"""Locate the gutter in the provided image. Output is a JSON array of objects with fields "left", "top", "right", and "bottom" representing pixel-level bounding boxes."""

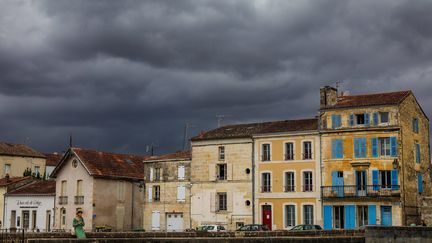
[
  {"left": 318, "top": 112, "right": 324, "bottom": 225},
  {"left": 252, "top": 138, "right": 256, "bottom": 224}
]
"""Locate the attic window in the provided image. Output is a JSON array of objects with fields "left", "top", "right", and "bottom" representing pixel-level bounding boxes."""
[{"left": 356, "top": 114, "right": 365, "bottom": 125}]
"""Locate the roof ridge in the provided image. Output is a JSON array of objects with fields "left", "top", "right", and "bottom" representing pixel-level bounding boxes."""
[
  {"left": 339, "top": 90, "right": 411, "bottom": 98},
  {"left": 72, "top": 147, "right": 147, "bottom": 158},
  {"left": 217, "top": 117, "right": 318, "bottom": 129}
]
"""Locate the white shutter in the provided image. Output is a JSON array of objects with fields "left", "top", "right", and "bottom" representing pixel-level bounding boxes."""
[
  {"left": 227, "top": 191, "right": 233, "bottom": 212},
  {"left": 148, "top": 187, "right": 153, "bottom": 202},
  {"left": 210, "top": 192, "right": 216, "bottom": 212},
  {"left": 150, "top": 168, "right": 154, "bottom": 181},
  {"left": 177, "top": 185, "right": 186, "bottom": 202},
  {"left": 227, "top": 163, "right": 233, "bottom": 181},
  {"left": 151, "top": 211, "right": 160, "bottom": 230},
  {"left": 209, "top": 164, "right": 216, "bottom": 181},
  {"left": 178, "top": 166, "right": 185, "bottom": 180}
]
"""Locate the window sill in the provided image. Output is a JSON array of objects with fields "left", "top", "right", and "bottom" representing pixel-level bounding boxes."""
[{"left": 215, "top": 210, "right": 229, "bottom": 214}]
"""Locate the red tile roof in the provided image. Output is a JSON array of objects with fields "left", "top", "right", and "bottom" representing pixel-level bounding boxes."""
[
  {"left": 0, "top": 176, "right": 32, "bottom": 187},
  {"left": 7, "top": 180, "right": 55, "bottom": 195},
  {"left": 144, "top": 150, "right": 191, "bottom": 161},
  {"left": 0, "top": 142, "right": 45, "bottom": 158},
  {"left": 44, "top": 153, "right": 63, "bottom": 166},
  {"left": 52, "top": 148, "right": 146, "bottom": 181},
  {"left": 192, "top": 118, "right": 318, "bottom": 141},
  {"left": 324, "top": 90, "right": 411, "bottom": 109}
]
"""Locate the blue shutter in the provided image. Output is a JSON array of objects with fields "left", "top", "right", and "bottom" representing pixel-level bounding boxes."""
[
  {"left": 332, "top": 115, "right": 336, "bottom": 129},
  {"left": 324, "top": 206, "right": 333, "bottom": 230},
  {"left": 365, "top": 113, "right": 370, "bottom": 126},
  {"left": 372, "top": 170, "right": 379, "bottom": 190},
  {"left": 349, "top": 114, "right": 354, "bottom": 126},
  {"left": 344, "top": 205, "right": 355, "bottom": 229},
  {"left": 416, "top": 144, "right": 421, "bottom": 163},
  {"left": 338, "top": 140, "right": 343, "bottom": 159},
  {"left": 368, "top": 205, "right": 377, "bottom": 225},
  {"left": 373, "top": 113, "right": 379, "bottom": 126},
  {"left": 372, "top": 138, "right": 378, "bottom": 158},
  {"left": 336, "top": 115, "right": 341, "bottom": 128},
  {"left": 418, "top": 174, "right": 423, "bottom": 193},
  {"left": 354, "top": 138, "right": 359, "bottom": 158},
  {"left": 391, "top": 170, "right": 399, "bottom": 190},
  {"left": 332, "top": 171, "right": 338, "bottom": 188},
  {"left": 361, "top": 138, "right": 367, "bottom": 158},
  {"left": 390, "top": 137, "right": 397, "bottom": 157},
  {"left": 332, "top": 140, "right": 337, "bottom": 158}
]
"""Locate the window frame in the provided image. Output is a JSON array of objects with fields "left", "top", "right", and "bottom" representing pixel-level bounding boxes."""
[
  {"left": 261, "top": 172, "right": 272, "bottom": 192},
  {"left": 302, "top": 171, "right": 313, "bottom": 192},
  {"left": 218, "top": 146, "right": 225, "bottom": 160},
  {"left": 217, "top": 163, "right": 227, "bottom": 180},
  {"left": 153, "top": 185, "right": 161, "bottom": 202},
  {"left": 379, "top": 112, "right": 389, "bottom": 124},
  {"left": 284, "top": 204, "right": 296, "bottom": 228},
  {"left": 302, "top": 205, "right": 314, "bottom": 225},
  {"left": 262, "top": 143, "right": 271, "bottom": 161},
  {"left": 302, "top": 141, "right": 313, "bottom": 160},
  {"left": 379, "top": 137, "right": 391, "bottom": 157},
  {"left": 217, "top": 192, "right": 227, "bottom": 211},
  {"left": 284, "top": 142, "right": 295, "bottom": 160},
  {"left": 284, "top": 171, "right": 295, "bottom": 192}
]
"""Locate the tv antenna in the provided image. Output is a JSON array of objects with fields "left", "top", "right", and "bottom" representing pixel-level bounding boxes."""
[
  {"left": 145, "top": 143, "right": 159, "bottom": 156},
  {"left": 183, "top": 123, "right": 197, "bottom": 151},
  {"left": 216, "top": 114, "right": 231, "bottom": 128}
]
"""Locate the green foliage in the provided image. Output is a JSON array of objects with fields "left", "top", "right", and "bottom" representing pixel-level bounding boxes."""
[{"left": 23, "top": 167, "right": 32, "bottom": 176}]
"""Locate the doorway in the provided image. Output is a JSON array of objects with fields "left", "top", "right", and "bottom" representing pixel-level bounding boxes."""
[{"left": 262, "top": 205, "right": 272, "bottom": 230}]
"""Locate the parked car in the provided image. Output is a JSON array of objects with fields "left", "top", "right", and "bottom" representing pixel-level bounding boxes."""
[
  {"left": 236, "top": 224, "right": 270, "bottom": 231},
  {"left": 290, "top": 224, "right": 322, "bottom": 231},
  {"left": 203, "top": 225, "right": 227, "bottom": 232}
]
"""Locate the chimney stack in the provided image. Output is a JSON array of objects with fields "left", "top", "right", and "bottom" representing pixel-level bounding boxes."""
[{"left": 320, "top": 86, "right": 338, "bottom": 109}]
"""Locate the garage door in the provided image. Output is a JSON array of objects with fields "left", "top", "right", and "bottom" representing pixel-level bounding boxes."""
[{"left": 166, "top": 213, "right": 183, "bottom": 232}]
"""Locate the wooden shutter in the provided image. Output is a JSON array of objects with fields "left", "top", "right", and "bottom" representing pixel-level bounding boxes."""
[
  {"left": 177, "top": 186, "right": 186, "bottom": 202},
  {"left": 178, "top": 166, "right": 185, "bottom": 180},
  {"left": 150, "top": 168, "right": 154, "bottom": 181},
  {"left": 368, "top": 205, "right": 376, "bottom": 225},
  {"left": 148, "top": 187, "right": 153, "bottom": 202},
  {"left": 209, "top": 164, "right": 216, "bottom": 181},
  {"left": 151, "top": 211, "right": 160, "bottom": 230},
  {"left": 349, "top": 114, "right": 354, "bottom": 126},
  {"left": 323, "top": 206, "right": 332, "bottom": 230},
  {"left": 210, "top": 192, "right": 216, "bottom": 212},
  {"left": 371, "top": 138, "right": 378, "bottom": 158},
  {"left": 227, "top": 191, "right": 233, "bottom": 212},
  {"left": 364, "top": 113, "right": 370, "bottom": 126},
  {"left": 391, "top": 170, "right": 399, "bottom": 190},
  {"left": 390, "top": 137, "right": 397, "bottom": 157},
  {"left": 372, "top": 170, "right": 379, "bottom": 190},
  {"left": 373, "top": 113, "right": 379, "bottom": 126}
]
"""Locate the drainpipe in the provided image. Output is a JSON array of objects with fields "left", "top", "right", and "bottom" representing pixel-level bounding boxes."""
[
  {"left": 318, "top": 112, "right": 324, "bottom": 225},
  {"left": 131, "top": 183, "right": 134, "bottom": 230},
  {"left": 252, "top": 139, "right": 256, "bottom": 224}
]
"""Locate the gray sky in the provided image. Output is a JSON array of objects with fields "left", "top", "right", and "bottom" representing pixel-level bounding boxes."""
[{"left": 1, "top": 0, "right": 432, "bottom": 155}]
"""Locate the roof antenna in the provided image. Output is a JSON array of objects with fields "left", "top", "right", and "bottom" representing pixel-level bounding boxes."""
[
  {"left": 335, "top": 81, "right": 342, "bottom": 96},
  {"left": 69, "top": 134, "right": 73, "bottom": 148},
  {"left": 183, "top": 123, "right": 196, "bottom": 151},
  {"left": 216, "top": 114, "right": 231, "bottom": 128},
  {"left": 146, "top": 143, "right": 159, "bottom": 156}
]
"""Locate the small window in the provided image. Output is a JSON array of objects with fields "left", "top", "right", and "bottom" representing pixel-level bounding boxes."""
[
  {"left": 303, "top": 171, "right": 313, "bottom": 192},
  {"left": 154, "top": 168, "right": 161, "bottom": 181},
  {"left": 356, "top": 114, "right": 365, "bottom": 125},
  {"left": 4, "top": 164, "right": 11, "bottom": 176},
  {"left": 285, "top": 143, "right": 294, "bottom": 160},
  {"left": 218, "top": 146, "right": 225, "bottom": 160},
  {"left": 217, "top": 164, "right": 227, "bottom": 180},
  {"left": 262, "top": 144, "right": 271, "bottom": 161},
  {"left": 380, "top": 171, "right": 391, "bottom": 189},
  {"left": 217, "top": 193, "right": 227, "bottom": 211},
  {"left": 153, "top": 185, "right": 160, "bottom": 201},
  {"left": 285, "top": 205, "right": 296, "bottom": 227},
  {"left": 379, "top": 138, "right": 391, "bottom": 157},
  {"left": 357, "top": 206, "right": 368, "bottom": 227},
  {"left": 413, "top": 118, "right": 419, "bottom": 133},
  {"left": 261, "top": 173, "right": 271, "bottom": 192},
  {"left": 303, "top": 141, "right": 312, "bottom": 160},
  {"left": 284, "top": 172, "right": 295, "bottom": 192},
  {"left": 303, "top": 205, "right": 314, "bottom": 225},
  {"left": 380, "top": 112, "right": 389, "bottom": 123}
]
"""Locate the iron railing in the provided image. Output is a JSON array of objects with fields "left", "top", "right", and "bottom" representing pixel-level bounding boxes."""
[
  {"left": 321, "top": 185, "right": 401, "bottom": 198},
  {"left": 74, "top": 196, "right": 84, "bottom": 205},
  {"left": 261, "top": 154, "right": 271, "bottom": 161},
  {"left": 284, "top": 185, "right": 295, "bottom": 192},
  {"left": 285, "top": 154, "right": 294, "bottom": 160},
  {"left": 58, "top": 196, "right": 68, "bottom": 205},
  {"left": 302, "top": 185, "right": 314, "bottom": 192},
  {"left": 261, "top": 185, "right": 272, "bottom": 193}
]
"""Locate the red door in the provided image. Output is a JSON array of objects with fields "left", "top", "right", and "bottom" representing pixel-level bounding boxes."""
[{"left": 262, "top": 205, "right": 272, "bottom": 230}]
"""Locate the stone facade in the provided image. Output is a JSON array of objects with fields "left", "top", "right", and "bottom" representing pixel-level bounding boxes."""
[
  {"left": 190, "top": 139, "right": 253, "bottom": 230},
  {"left": 143, "top": 155, "right": 191, "bottom": 232}
]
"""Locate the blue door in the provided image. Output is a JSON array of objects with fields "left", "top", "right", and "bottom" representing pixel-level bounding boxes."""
[
  {"left": 332, "top": 171, "right": 344, "bottom": 197},
  {"left": 381, "top": 206, "right": 392, "bottom": 226}
]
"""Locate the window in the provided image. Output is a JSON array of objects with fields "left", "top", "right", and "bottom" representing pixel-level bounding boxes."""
[
  {"left": 285, "top": 205, "right": 296, "bottom": 227},
  {"left": 415, "top": 143, "right": 421, "bottom": 163},
  {"left": 60, "top": 209, "right": 66, "bottom": 227},
  {"left": 380, "top": 112, "right": 389, "bottom": 123},
  {"left": 379, "top": 138, "right": 391, "bottom": 156},
  {"left": 178, "top": 165, "right": 185, "bottom": 180},
  {"left": 380, "top": 171, "right": 391, "bottom": 189},
  {"left": 10, "top": 210, "right": 16, "bottom": 227},
  {"left": 32, "top": 210, "right": 37, "bottom": 230},
  {"left": 154, "top": 168, "right": 161, "bottom": 181},
  {"left": 4, "top": 164, "right": 11, "bottom": 176},
  {"left": 217, "top": 193, "right": 227, "bottom": 211},
  {"left": 303, "top": 141, "right": 312, "bottom": 160},
  {"left": 332, "top": 114, "right": 342, "bottom": 128},
  {"left": 334, "top": 206, "right": 344, "bottom": 229},
  {"left": 22, "top": 211, "right": 30, "bottom": 229},
  {"left": 61, "top": 180, "right": 67, "bottom": 196},
  {"left": 34, "top": 166, "right": 40, "bottom": 176},
  {"left": 262, "top": 144, "right": 271, "bottom": 161},
  {"left": 418, "top": 173, "right": 423, "bottom": 193},
  {"left": 357, "top": 206, "right": 368, "bottom": 227},
  {"left": 76, "top": 180, "right": 83, "bottom": 196},
  {"left": 262, "top": 173, "right": 271, "bottom": 192},
  {"left": 218, "top": 146, "right": 225, "bottom": 160},
  {"left": 285, "top": 143, "right": 294, "bottom": 160},
  {"left": 356, "top": 114, "right": 365, "bottom": 125},
  {"left": 413, "top": 118, "right": 419, "bottom": 133},
  {"left": 303, "top": 205, "right": 314, "bottom": 225},
  {"left": 117, "top": 180, "right": 125, "bottom": 201},
  {"left": 217, "top": 164, "right": 227, "bottom": 180},
  {"left": 354, "top": 138, "right": 367, "bottom": 158},
  {"left": 303, "top": 171, "right": 313, "bottom": 192},
  {"left": 149, "top": 167, "right": 154, "bottom": 181},
  {"left": 331, "top": 139, "right": 343, "bottom": 159},
  {"left": 177, "top": 185, "right": 186, "bottom": 202},
  {"left": 285, "top": 172, "right": 295, "bottom": 192},
  {"left": 153, "top": 185, "right": 160, "bottom": 201}
]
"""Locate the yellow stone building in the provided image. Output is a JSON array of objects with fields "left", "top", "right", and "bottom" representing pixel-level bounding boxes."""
[
  {"left": 253, "top": 119, "right": 322, "bottom": 230},
  {"left": 319, "top": 87, "right": 431, "bottom": 229}
]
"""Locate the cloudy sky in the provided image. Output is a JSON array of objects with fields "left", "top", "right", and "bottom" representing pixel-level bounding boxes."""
[{"left": 1, "top": 0, "right": 432, "bottom": 155}]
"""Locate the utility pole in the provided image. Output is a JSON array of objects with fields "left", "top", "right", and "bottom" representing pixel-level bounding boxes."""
[{"left": 183, "top": 123, "right": 196, "bottom": 151}]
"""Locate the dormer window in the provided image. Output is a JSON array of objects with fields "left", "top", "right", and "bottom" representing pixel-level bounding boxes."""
[
  {"left": 356, "top": 114, "right": 365, "bottom": 125},
  {"left": 380, "top": 112, "right": 389, "bottom": 123}
]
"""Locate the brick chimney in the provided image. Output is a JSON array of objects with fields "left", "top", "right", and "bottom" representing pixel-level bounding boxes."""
[{"left": 320, "top": 86, "right": 338, "bottom": 109}]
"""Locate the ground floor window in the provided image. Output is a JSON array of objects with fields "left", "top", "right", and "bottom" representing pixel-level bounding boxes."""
[
  {"left": 334, "top": 206, "right": 344, "bottom": 229},
  {"left": 357, "top": 206, "right": 368, "bottom": 227},
  {"left": 61, "top": 208, "right": 66, "bottom": 228},
  {"left": 22, "top": 211, "right": 30, "bottom": 229},
  {"left": 285, "top": 205, "right": 296, "bottom": 227},
  {"left": 303, "top": 205, "right": 313, "bottom": 225}
]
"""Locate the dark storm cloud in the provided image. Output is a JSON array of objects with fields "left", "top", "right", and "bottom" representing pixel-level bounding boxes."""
[{"left": 0, "top": 0, "right": 432, "bottom": 154}]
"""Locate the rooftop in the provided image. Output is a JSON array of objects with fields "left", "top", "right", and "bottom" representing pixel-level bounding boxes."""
[
  {"left": 191, "top": 118, "right": 318, "bottom": 141},
  {"left": 0, "top": 176, "right": 32, "bottom": 187},
  {"left": 44, "top": 153, "right": 63, "bottom": 166},
  {"left": 144, "top": 150, "right": 191, "bottom": 162},
  {"left": 326, "top": 90, "right": 411, "bottom": 109},
  {"left": 0, "top": 142, "right": 45, "bottom": 158},
  {"left": 7, "top": 180, "right": 55, "bottom": 195}
]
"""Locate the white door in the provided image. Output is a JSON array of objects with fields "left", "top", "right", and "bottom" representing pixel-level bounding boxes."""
[
  {"left": 151, "top": 211, "right": 160, "bottom": 230},
  {"left": 166, "top": 213, "right": 183, "bottom": 232}
]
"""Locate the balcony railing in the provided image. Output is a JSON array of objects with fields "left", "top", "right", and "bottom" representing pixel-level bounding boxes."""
[
  {"left": 284, "top": 185, "right": 295, "bottom": 192},
  {"left": 322, "top": 185, "right": 401, "bottom": 199},
  {"left": 302, "top": 185, "right": 314, "bottom": 192},
  {"left": 302, "top": 153, "right": 313, "bottom": 160},
  {"left": 74, "top": 196, "right": 84, "bottom": 205},
  {"left": 261, "top": 154, "right": 271, "bottom": 161},
  {"left": 261, "top": 185, "right": 271, "bottom": 193},
  {"left": 285, "top": 154, "right": 294, "bottom": 160},
  {"left": 58, "top": 196, "right": 68, "bottom": 205}
]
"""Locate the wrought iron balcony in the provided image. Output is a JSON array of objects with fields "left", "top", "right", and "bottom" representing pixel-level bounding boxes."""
[
  {"left": 321, "top": 185, "right": 400, "bottom": 199},
  {"left": 261, "top": 154, "right": 271, "bottom": 161},
  {"left": 58, "top": 196, "right": 68, "bottom": 205},
  {"left": 74, "top": 196, "right": 84, "bottom": 205},
  {"left": 261, "top": 185, "right": 272, "bottom": 193},
  {"left": 285, "top": 153, "right": 294, "bottom": 160},
  {"left": 284, "top": 185, "right": 295, "bottom": 192},
  {"left": 302, "top": 153, "right": 313, "bottom": 160},
  {"left": 302, "top": 185, "right": 314, "bottom": 192}
]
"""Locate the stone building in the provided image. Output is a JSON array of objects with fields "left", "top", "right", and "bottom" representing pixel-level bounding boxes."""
[
  {"left": 319, "top": 86, "right": 431, "bottom": 228},
  {"left": 253, "top": 119, "right": 322, "bottom": 230},
  {"left": 142, "top": 151, "right": 191, "bottom": 232},
  {"left": 50, "top": 148, "right": 145, "bottom": 231}
]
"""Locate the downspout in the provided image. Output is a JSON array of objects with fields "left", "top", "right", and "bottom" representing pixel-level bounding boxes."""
[
  {"left": 318, "top": 112, "right": 323, "bottom": 225},
  {"left": 252, "top": 138, "right": 256, "bottom": 224},
  {"left": 400, "top": 114, "right": 406, "bottom": 225},
  {"left": 131, "top": 183, "right": 134, "bottom": 230}
]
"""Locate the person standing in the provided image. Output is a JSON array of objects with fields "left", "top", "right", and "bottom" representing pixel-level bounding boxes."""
[{"left": 73, "top": 209, "right": 86, "bottom": 239}]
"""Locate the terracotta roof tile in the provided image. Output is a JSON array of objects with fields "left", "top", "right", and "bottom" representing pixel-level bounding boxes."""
[
  {"left": 0, "top": 142, "right": 45, "bottom": 158},
  {"left": 0, "top": 176, "right": 32, "bottom": 187},
  {"left": 325, "top": 90, "right": 411, "bottom": 109},
  {"left": 7, "top": 180, "right": 55, "bottom": 195},
  {"left": 144, "top": 150, "right": 191, "bottom": 161},
  {"left": 192, "top": 118, "right": 318, "bottom": 141},
  {"left": 44, "top": 153, "right": 63, "bottom": 166},
  {"left": 72, "top": 148, "right": 146, "bottom": 180}
]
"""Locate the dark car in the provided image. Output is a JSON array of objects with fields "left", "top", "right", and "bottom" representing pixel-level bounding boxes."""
[
  {"left": 237, "top": 224, "right": 270, "bottom": 231},
  {"left": 290, "top": 224, "right": 322, "bottom": 231}
]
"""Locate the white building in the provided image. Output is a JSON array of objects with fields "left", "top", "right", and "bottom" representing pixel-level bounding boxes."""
[{"left": 4, "top": 180, "right": 55, "bottom": 231}]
